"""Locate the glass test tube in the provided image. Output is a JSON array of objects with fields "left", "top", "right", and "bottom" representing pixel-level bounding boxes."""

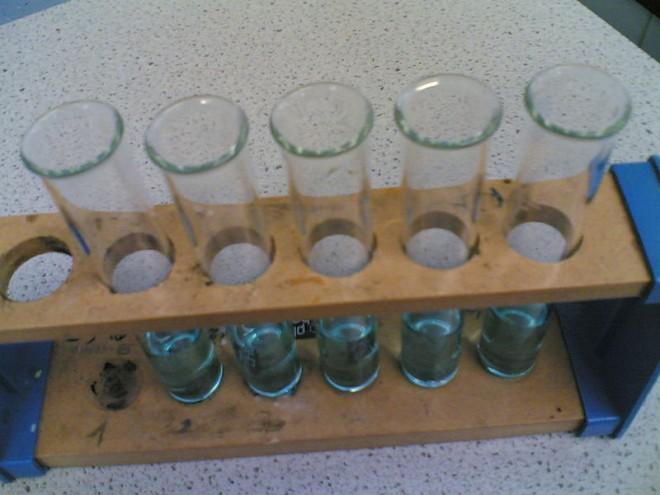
[
  {"left": 507, "top": 65, "right": 631, "bottom": 262},
  {"left": 21, "top": 101, "right": 173, "bottom": 293},
  {"left": 400, "top": 309, "right": 463, "bottom": 388},
  {"left": 146, "top": 95, "right": 271, "bottom": 285},
  {"left": 271, "top": 82, "right": 374, "bottom": 277},
  {"left": 229, "top": 321, "right": 302, "bottom": 398},
  {"left": 316, "top": 315, "right": 379, "bottom": 392},
  {"left": 395, "top": 75, "right": 502, "bottom": 269},
  {"left": 477, "top": 303, "right": 550, "bottom": 378},
  {"left": 139, "top": 329, "right": 223, "bottom": 403}
]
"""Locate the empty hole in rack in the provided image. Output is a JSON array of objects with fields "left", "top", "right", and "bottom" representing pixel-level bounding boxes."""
[{"left": 0, "top": 236, "right": 73, "bottom": 302}]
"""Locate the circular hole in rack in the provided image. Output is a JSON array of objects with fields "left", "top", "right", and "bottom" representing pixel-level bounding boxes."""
[
  {"left": 506, "top": 204, "right": 582, "bottom": 263},
  {"left": 404, "top": 211, "right": 476, "bottom": 270},
  {"left": 305, "top": 218, "right": 375, "bottom": 277},
  {"left": 204, "top": 227, "right": 274, "bottom": 285},
  {"left": 0, "top": 236, "right": 73, "bottom": 302},
  {"left": 104, "top": 233, "right": 175, "bottom": 294}
]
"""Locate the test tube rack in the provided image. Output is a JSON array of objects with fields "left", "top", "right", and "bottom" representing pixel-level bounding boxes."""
[{"left": 0, "top": 166, "right": 657, "bottom": 476}]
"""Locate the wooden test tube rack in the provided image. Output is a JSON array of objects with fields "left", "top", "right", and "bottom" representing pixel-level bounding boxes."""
[{"left": 0, "top": 174, "right": 651, "bottom": 467}]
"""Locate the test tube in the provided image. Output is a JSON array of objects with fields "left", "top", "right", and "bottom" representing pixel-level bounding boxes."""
[
  {"left": 506, "top": 65, "right": 631, "bottom": 262},
  {"left": 316, "top": 315, "right": 379, "bottom": 392},
  {"left": 477, "top": 304, "right": 549, "bottom": 378},
  {"left": 139, "top": 329, "right": 223, "bottom": 403},
  {"left": 229, "top": 321, "right": 302, "bottom": 398},
  {"left": 146, "top": 95, "right": 271, "bottom": 285},
  {"left": 395, "top": 75, "right": 502, "bottom": 269},
  {"left": 271, "top": 82, "right": 374, "bottom": 277},
  {"left": 400, "top": 309, "right": 463, "bottom": 388},
  {"left": 21, "top": 101, "right": 173, "bottom": 293}
]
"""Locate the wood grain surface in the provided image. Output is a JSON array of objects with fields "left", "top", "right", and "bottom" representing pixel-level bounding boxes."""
[
  {"left": 0, "top": 175, "right": 649, "bottom": 343},
  {"left": 36, "top": 313, "right": 583, "bottom": 467}
]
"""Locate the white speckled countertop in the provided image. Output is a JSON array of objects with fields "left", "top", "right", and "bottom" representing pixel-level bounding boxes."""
[{"left": 1, "top": 0, "right": 659, "bottom": 493}]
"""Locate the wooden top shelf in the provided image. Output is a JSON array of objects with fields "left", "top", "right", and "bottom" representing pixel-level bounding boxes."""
[{"left": 0, "top": 174, "right": 650, "bottom": 343}]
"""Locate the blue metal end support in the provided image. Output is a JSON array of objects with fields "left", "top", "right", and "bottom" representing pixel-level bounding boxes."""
[
  {"left": 557, "top": 301, "right": 622, "bottom": 436},
  {"left": 558, "top": 157, "right": 660, "bottom": 437},
  {"left": 0, "top": 341, "right": 53, "bottom": 483},
  {"left": 557, "top": 299, "right": 660, "bottom": 437},
  {"left": 611, "top": 156, "right": 660, "bottom": 304},
  {"left": 0, "top": 0, "right": 69, "bottom": 25}
]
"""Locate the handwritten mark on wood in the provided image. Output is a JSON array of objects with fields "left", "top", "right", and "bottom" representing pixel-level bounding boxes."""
[
  {"left": 87, "top": 420, "right": 107, "bottom": 446},
  {"left": 490, "top": 187, "right": 504, "bottom": 208}
]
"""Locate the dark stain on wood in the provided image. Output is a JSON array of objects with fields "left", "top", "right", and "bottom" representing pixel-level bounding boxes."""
[
  {"left": 282, "top": 276, "right": 325, "bottom": 288},
  {"left": 248, "top": 418, "right": 286, "bottom": 433},
  {"left": 25, "top": 215, "right": 38, "bottom": 223},
  {"left": 175, "top": 418, "right": 192, "bottom": 434},
  {"left": 92, "top": 360, "right": 139, "bottom": 411},
  {"left": 218, "top": 405, "right": 238, "bottom": 419},
  {"left": 248, "top": 410, "right": 286, "bottom": 433},
  {"left": 123, "top": 360, "right": 136, "bottom": 372},
  {"left": 216, "top": 427, "right": 230, "bottom": 436},
  {"left": 117, "top": 344, "right": 131, "bottom": 356}
]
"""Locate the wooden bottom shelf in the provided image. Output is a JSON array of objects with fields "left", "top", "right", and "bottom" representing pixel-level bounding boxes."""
[{"left": 36, "top": 313, "right": 583, "bottom": 467}]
